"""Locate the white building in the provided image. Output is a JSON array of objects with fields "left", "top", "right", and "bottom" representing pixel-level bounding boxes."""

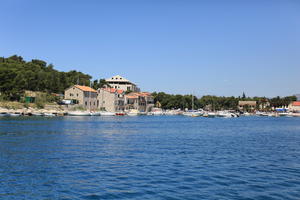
[{"left": 106, "top": 75, "right": 140, "bottom": 92}]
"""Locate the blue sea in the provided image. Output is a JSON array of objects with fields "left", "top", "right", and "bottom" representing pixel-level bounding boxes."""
[{"left": 0, "top": 116, "right": 300, "bottom": 200}]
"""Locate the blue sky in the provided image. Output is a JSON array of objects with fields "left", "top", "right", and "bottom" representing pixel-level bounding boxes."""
[{"left": 1, "top": 0, "right": 299, "bottom": 97}]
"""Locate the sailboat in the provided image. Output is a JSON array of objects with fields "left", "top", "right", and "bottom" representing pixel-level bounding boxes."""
[{"left": 183, "top": 94, "right": 201, "bottom": 117}]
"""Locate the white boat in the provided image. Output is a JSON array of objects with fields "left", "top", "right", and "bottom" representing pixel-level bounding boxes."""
[
  {"left": 183, "top": 110, "right": 201, "bottom": 117},
  {"left": 100, "top": 111, "right": 115, "bottom": 116},
  {"left": 243, "top": 112, "right": 251, "bottom": 116},
  {"left": 127, "top": 109, "right": 139, "bottom": 116},
  {"left": 7, "top": 113, "right": 21, "bottom": 117},
  {"left": 208, "top": 112, "right": 216, "bottom": 118},
  {"left": 217, "top": 111, "right": 232, "bottom": 118},
  {"left": 90, "top": 112, "right": 101, "bottom": 116},
  {"left": 44, "top": 113, "right": 56, "bottom": 117},
  {"left": 256, "top": 111, "right": 268, "bottom": 116},
  {"left": 165, "top": 109, "right": 181, "bottom": 115},
  {"left": 68, "top": 111, "right": 91, "bottom": 116},
  {"left": 150, "top": 108, "right": 164, "bottom": 115},
  {"left": 31, "top": 112, "right": 44, "bottom": 116},
  {"left": 278, "top": 112, "right": 289, "bottom": 117}
]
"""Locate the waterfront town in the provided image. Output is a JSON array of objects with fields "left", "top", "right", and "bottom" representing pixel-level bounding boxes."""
[
  {"left": 0, "top": 73, "right": 300, "bottom": 117},
  {"left": 0, "top": 56, "right": 300, "bottom": 117}
]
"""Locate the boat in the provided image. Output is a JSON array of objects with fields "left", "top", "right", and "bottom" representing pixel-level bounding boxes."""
[
  {"left": 116, "top": 112, "right": 126, "bottom": 116},
  {"left": 68, "top": 111, "right": 91, "bottom": 116},
  {"left": 278, "top": 112, "right": 289, "bottom": 117},
  {"left": 243, "top": 112, "right": 251, "bottom": 116},
  {"left": 182, "top": 94, "right": 202, "bottom": 117},
  {"left": 207, "top": 112, "right": 216, "bottom": 118},
  {"left": 44, "top": 113, "right": 56, "bottom": 117},
  {"left": 127, "top": 109, "right": 139, "bottom": 116},
  {"left": 217, "top": 111, "right": 232, "bottom": 118},
  {"left": 150, "top": 108, "right": 164, "bottom": 115},
  {"left": 7, "top": 113, "right": 21, "bottom": 117},
  {"left": 100, "top": 111, "right": 115, "bottom": 116},
  {"left": 217, "top": 111, "right": 238, "bottom": 118},
  {"left": 183, "top": 110, "right": 201, "bottom": 117},
  {"left": 90, "top": 112, "right": 101, "bottom": 116},
  {"left": 256, "top": 111, "right": 268, "bottom": 116},
  {"left": 31, "top": 112, "right": 44, "bottom": 116}
]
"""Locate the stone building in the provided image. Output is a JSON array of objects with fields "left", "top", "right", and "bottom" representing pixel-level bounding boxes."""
[
  {"left": 97, "top": 88, "right": 125, "bottom": 112},
  {"left": 288, "top": 101, "right": 300, "bottom": 112},
  {"left": 64, "top": 85, "right": 98, "bottom": 110},
  {"left": 125, "top": 92, "right": 154, "bottom": 112},
  {"left": 106, "top": 75, "right": 140, "bottom": 92},
  {"left": 238, "top": 101, "right": 257, "bottom": 111}
]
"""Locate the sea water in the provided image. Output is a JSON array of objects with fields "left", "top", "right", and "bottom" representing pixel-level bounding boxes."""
[{"left": 0, "top": 116, "right": 300, "bottom": 199}]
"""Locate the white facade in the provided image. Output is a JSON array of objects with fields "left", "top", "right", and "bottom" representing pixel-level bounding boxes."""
[{"left": 106, "top": 75, "right": 140, "bottom": 92}]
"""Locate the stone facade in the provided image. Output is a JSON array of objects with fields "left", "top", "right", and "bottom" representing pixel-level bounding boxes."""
[
  {"left": 64, "top": 85, "right": 98, "bottom": 110},
  {"left": 97, "top": 88, "right": 125, "bottom": 112},
  {"left": 238, "top": 101, "right": 257, "bottom": 111},
  {"left": 106, "top": 75, "right": 140, "bottom": 92},
  {"left": 125, "top": 92, "right": 154, "bottom": 112},
  {"left": 288, "top": 101, "right": 300, "bottom": 112}
]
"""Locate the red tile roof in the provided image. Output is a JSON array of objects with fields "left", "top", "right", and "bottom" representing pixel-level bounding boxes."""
[
  {"left": 126, "top": 95, "right": 138, "bottom": 99},
  {"left": 127, "top": 92, "right": 152, "bottom": 97},
  {"left": 102, "top": 87, "right": 124, "bottom": 94},
  {"left": 292, "top": 101, "right": 300, "bottom": 106},
  {"left": 75, "top": 85, "right": 97, "bottom": 93}
]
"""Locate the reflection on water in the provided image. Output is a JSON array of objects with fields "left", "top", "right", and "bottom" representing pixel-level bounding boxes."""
[{"left": 0, "top": 116, "right": 300, "bottom": 199}]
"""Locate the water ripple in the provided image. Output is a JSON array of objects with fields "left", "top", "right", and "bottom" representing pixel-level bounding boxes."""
[{"left": 0, "top": 116, "right": 300, "bottom": 199}]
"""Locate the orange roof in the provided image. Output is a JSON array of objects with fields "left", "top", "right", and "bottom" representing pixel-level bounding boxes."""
[
  {"left": 292, "top": 101, "right": 300, "bottom": 106},
  {"left": 74, "top": 85, "right": 97, "bottom": 93},
  {"left": 102, "top": 87, "right": 124, "bottom": 94},
  {"left": 126, "top": 95, "right": 138, "bottom": 99},
  {"left": 127, "top": 92, "right": 152, "bottom": 97}
]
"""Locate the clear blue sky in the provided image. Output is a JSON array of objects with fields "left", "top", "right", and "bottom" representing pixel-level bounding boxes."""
[{"left": 1, "top": 0, "right": 299, "bottom": 97}]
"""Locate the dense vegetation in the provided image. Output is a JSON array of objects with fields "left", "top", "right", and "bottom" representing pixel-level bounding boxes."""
[
  {"left": 0, "top": 55, "right": 94, "bottom": 101},
  {"left": 152, "top": 92, "right": 297, "bottom": 111}
]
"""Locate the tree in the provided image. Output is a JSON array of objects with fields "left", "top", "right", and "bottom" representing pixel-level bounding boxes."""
[
  {"left": 242, "top": 92, "right": 246, "bottom": 99},
  {"left": 0, "top": 55, "right": 92, "bottom": 100},
  {"left": 99, "top": 79, "right": 111, "bottom": 88}
]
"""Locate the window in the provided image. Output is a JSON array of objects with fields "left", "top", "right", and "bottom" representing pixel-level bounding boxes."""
[
  {"left": 76, "top": 93, "right": 78, "bottom": 97},
  {"left": 85, "top": 102, "right": 87, "bottom": 106}
]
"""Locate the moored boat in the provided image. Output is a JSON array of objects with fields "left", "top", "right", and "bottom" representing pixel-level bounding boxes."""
[
  {"left": 68, "top": 111, "right": 91, "bottom": 116},
  {"left": 44, "top": 113, "right": 56, "bottom": 117},
  {"left": 100, "top": 111, "right": 115, "bottom": 116},
  {"left": 127, "top": 109, "right": 139, "bottom": 116}
]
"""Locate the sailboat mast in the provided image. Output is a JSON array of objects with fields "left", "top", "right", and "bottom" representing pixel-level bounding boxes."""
[{"left": 192, "top": 94, "right": 194, "bottom": 111}]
